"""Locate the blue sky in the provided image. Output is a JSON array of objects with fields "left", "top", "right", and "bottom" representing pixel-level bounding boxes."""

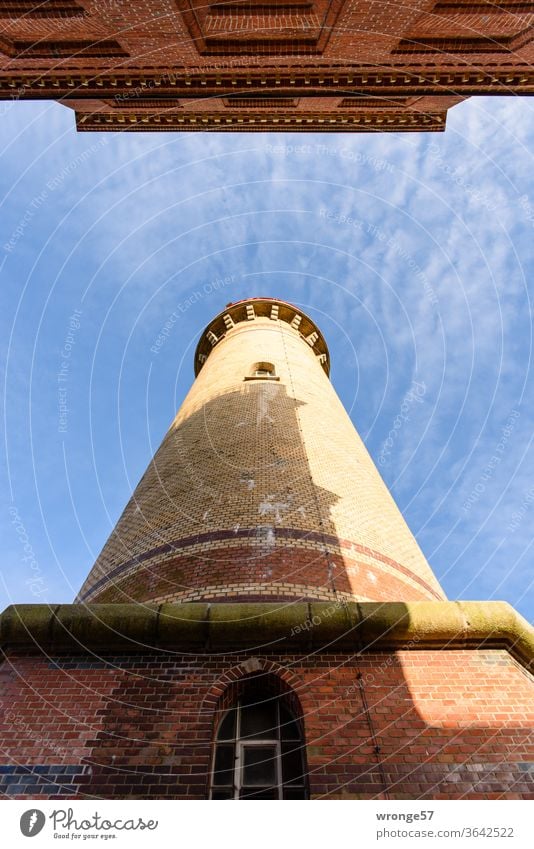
[{"left": 1, "top": 97, "right": 533, "bottom": 620}]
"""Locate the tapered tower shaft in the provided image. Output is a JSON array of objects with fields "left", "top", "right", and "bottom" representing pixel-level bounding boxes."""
[{"left": 79, "top": 298, "right": 445, "bottom": 605}]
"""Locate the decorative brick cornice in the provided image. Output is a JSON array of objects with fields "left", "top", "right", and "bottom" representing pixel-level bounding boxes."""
[
  {"left": 1, "top": 601, "right": 532, "bottom": 673},
  {"left": 194, "top": 298, "right": 330, "bottom": 376},
  {"left": 75, "top": 109, "right": 446, "bottom": 133},
  {"left": 1, "top": 68, "right": 532, "bottom": 98}
]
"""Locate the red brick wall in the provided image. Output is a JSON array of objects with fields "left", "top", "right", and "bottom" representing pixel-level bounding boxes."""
[{"left": 1, "top": 648, "right": 532, "bottom": 799}]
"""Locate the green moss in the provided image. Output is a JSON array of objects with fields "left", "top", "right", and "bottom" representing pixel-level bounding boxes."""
[
  {"left": 158, "top": 603, "right": 209, "bottom": 647},
  {"left": 0, "top": 600, "right": 532, "bottom": 672}
]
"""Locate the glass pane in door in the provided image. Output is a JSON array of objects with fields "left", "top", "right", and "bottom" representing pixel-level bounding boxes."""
[
  {"left": 242, "top": 744, "right": 277, "bottom": 786},
  {"left": 213, "top": 744, "right": 235, "bottom": 786},
  {"left": 240, "top": 700, "right": 277, "bottom": 739},
  {"left": 240, "top": 787, "right": 278, "bottom": 799}
]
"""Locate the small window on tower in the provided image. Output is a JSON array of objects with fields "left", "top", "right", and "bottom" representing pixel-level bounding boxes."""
[{"left": 245, "top": 362, "right": 279, "bottom": 381}]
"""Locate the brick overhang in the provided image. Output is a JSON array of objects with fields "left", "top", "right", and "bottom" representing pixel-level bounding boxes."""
[{"left": 1, "top": 2, "right": 533, "bottom": 132}]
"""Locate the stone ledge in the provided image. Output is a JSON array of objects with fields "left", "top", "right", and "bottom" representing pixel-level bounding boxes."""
[{"left": 0, "top": 601, "right": 532, "bottom": 672}]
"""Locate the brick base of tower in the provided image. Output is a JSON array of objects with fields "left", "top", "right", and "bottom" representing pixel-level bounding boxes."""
[{"left": 1, "top": 602, "right": 533, "bottom": 800}]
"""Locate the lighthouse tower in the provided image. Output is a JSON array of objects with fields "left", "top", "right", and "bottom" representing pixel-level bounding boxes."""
[
  {"left": 0, "top": 297, "right": 532, "bottom": 801},
  {"left": 79, "top": 297, "right": 444, "bottom": 607}
]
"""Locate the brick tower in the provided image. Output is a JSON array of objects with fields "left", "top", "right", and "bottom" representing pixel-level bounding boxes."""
[
  {"left": 0, "top": 296, "right": 533, "bottom": 801},
  {"left": 79, "top": 297, "right": 444, "bottom": 607}
]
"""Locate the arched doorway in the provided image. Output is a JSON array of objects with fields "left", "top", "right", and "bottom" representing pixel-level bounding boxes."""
[{"left": 209, "top": 672, "right": 309, "bottom": 800}]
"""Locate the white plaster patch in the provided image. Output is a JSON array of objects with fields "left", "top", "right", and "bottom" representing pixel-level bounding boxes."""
[{"left": 259, "top": 495, "right": 291, "bottom": 524}]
